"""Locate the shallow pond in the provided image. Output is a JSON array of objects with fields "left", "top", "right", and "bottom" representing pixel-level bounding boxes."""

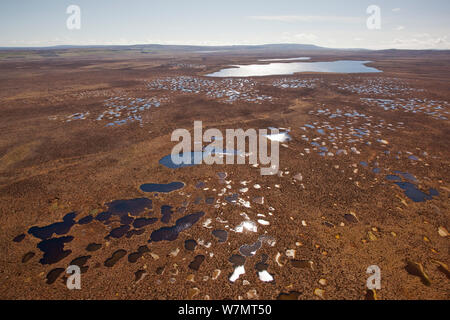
[{"left": 206, "top": 60, "right": 382, "bottom": 77}]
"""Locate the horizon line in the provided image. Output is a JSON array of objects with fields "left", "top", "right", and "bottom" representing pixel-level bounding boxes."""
[{"left": 0, "top": 42, "right": 449, "bottom": 51}]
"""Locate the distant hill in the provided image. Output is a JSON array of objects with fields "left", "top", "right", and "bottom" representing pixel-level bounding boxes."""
[
  {"left": 0, "top": 43, "right": 329, "bottom": 51},
  {"left": 0, "top": 43, "right": 448, "bottom": 53}
]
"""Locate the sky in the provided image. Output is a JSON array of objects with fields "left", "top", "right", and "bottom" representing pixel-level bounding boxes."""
[{"left": 1, "top": 0, "right": 449, "bottom": 49}]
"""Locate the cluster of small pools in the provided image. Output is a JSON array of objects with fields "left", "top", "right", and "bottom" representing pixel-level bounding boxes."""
[
  {"left": 146, "top": 76, "right": 273, "bottom": 104},
  {"left": 361, "top": 97, "right": 449, "bottom": 121},
  {"left": 13, "top": 174, "right": 281, "bottom": 288},
  {"left": 335, "top": 77, "right": 425, "bottom": 97}
]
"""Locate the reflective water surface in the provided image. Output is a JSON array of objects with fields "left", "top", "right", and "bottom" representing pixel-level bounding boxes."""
[{"left": 206, "top": 60, "right": 382, "bottom": 77}]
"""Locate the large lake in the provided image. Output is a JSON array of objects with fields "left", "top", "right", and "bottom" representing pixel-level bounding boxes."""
[
  {"left": 206, "top": 60, "right": 382, "bottom": 77},
  {"left": 258, "top": 57, "right": 311, "bottom": 62}
]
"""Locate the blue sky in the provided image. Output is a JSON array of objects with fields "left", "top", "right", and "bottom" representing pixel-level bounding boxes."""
[{"left": 1, "top": 0, "right": 449, "bottom": 49}]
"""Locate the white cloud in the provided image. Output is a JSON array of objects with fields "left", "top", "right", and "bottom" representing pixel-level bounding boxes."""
[
  {"left": 280, "top": 32, "right": 321, "bottom": 44},
  {"left": 248, "top": 15, "right": 363, "bottom": 23},
  {"left": 395, "top": 26, "right": 405, "bottom": 31},
  {"left": 390, "top": 34, "right": 450, "bottom": 49},
  {"left": 292, "top": 33, "right": 319, "bottom": 42}
]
